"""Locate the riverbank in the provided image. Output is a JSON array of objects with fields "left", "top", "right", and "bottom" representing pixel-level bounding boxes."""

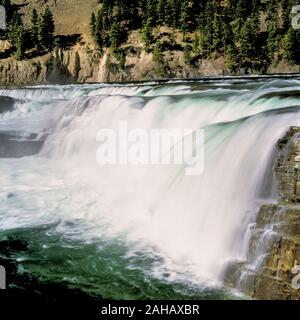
[
  {"left": 1, "top": 41, "right": 300, "bottom": 86},
  {"left": 225, "top": 127, "right": 300, "bottom": 300}
]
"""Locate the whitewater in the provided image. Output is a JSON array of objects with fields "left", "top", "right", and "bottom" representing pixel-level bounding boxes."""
[{"left": 1, "top": 78, "right": 300, "bottom": 298}]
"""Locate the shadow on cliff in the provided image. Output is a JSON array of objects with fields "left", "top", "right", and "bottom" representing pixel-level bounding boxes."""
[
  {"left": 45, "top": 50, "right": 81, "bottom": 84},
  {"left": 0, "top": 47, "right": 14, "bottom": 59},
  {"left": 25, "top": 34, "right": 82, "bottom": 59},
  {"left": 55, "top": 34, "right": 82, "bottom": 49}
]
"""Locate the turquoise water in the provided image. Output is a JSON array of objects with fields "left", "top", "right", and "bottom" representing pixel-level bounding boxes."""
[{"left": 0, "top": 227, "right": 235, "bottom": 299}]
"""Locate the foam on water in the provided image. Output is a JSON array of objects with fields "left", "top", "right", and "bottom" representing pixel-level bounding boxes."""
[{"left": 1, "top": 79, "right": 300, "bottom": 286}]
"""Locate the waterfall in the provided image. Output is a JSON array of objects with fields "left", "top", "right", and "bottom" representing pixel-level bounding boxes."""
[{"left": 1, "top": 78, "right": 300, "bottom": 286}]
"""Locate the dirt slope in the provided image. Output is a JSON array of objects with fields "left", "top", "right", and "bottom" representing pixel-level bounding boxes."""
[{"left": 12, "top": 0, "right": 99, "bottom": 39}]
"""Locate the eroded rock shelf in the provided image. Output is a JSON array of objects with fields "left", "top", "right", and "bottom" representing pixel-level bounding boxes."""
[{"left": 225, "top": 127, "right": 300, "bottom": 300}]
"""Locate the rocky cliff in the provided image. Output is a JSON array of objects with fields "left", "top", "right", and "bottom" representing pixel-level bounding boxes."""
[
  {"left": 1, "top": 42, "right": 300, "bottom": 86},
  {"left": 225, "top": 127, "right": 300, "bottom": 300}
]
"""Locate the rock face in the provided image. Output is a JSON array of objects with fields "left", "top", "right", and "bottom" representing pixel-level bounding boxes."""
[
  {"left": 0, "top": 58, "right": 48, "bottom": 85},
  {"left": 0, "top": 44, "right": 101, "bottom": 86},
  {"left": 224, "top": 127, "right": 300, "bottom": 300},
  {"left": 1, "top": 41, "right": 300, "bottom": 86}
]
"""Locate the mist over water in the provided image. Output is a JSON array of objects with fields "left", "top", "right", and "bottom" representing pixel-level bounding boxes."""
[{"left": 1, "top": 78, "right": 300, "bottom": 298}]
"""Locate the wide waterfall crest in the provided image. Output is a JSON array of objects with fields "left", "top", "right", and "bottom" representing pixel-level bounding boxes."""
[{"left": 1, "top": 79, "right": 300, "bottom": 286}]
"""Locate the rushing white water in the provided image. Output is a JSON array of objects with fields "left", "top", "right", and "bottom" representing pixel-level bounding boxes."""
[{"left": 1, "top": 79, "right": 300, "bottom": 287}]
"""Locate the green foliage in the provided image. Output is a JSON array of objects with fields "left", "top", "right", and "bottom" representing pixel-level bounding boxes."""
[
  {"left": 266, "top": 21, "right": 279, "bottom": 61},
  {"left": 31, "top": 9, "right": 39, "bottom": 48},
  {"left": 153, "top": 39, "right": 165, "bottom": 76},
  {"left": 238, "top": 19, "right": 255, "bottom": 62},
  {"left": 109, "top": 19, "right": 121, "bottom": 53},
  {"left": 39, "top": 6, "right": 55, "bottom": 51},
  {"left": 141, "top": 19, "right": 152, "bottom": 52},
  {"left": 282, "top": 27, "right": 299, "bottom": 63},
  {"left": 2, "top": 0, "right": 300, "bottom": 70},
  {"left": 118, "top": 51, "right": 126, "bottom": 71},
  {"left": 225, "top": 44, "right": 235, "bottom": 72},
  {"left": 90, "top": 10, "right": 104, "bottom": 49},
  {"left": 8, "top": 12, "right": 25, "bottom": 60},
  {"left": 90, "top": 0, "right": 300, "bottom": 71},
  {"left": 5, "top": 4, "right": 56, "bottom": 59},
  {"left": 180, "top": 0, "right": 189, "bottom": 33},
  {"left": 183, "top": 43, "right": 192, "bottom": 65}
]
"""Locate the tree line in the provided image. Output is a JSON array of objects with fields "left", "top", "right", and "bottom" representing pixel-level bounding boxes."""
[
  {"left": 0, "top": 2, "right": 55, "bottom": 60},
  {"left": 90, "top": 0, "right": 300, "bottom": 72}
]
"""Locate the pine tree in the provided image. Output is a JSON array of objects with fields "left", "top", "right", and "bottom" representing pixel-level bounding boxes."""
[
  {"left": 141, "top": 19, "right": 152, "bottom": 52},
  {"left": 180, "top": 0, "right": 189, "bottom": 33},
  {"left": 193, "top": 29, "right": 201, "bottom": 55},
  {"left": 238, "top": 19, "right": 255, "bottom": 63},
  {"left": 157, "top": 0, "right": 166, "bottom": 25},
  {"left": 212, "top": 13, "right": 222, "bottom": 53},
  {"left": 153, "top": 39, "right": 165, "bottom": 76},
  {"left": 118, "top": 51, "right": 126, "bottom": 71},
  {"left": 8, "top": 12, "right": 25, "bottom": 60},
  {"left": 90, "top": 12, "right": 96, "bottom": 40},
  {"left": 90, "top": 10, "right": 103, "bottom": 49},
  {"left": 281, "top": 0, "right": 291, "bottom": 31},
  {"left": 144, "top": 0, "right": 157, "bottom": 27},
  {"left": 109, "top": 19, "right": 121, "bottom": 53},
  {"left": 266, "top": 21, "right": 278, "bottom": 61},
  {"left": 282, "top": 27, "right": 297, "bottom": 62},
  {"left": 183, "top": 43, "right": 192, "bottom": 65},
  {"left": 40, "top": 6, "right": 55, "bottom": 51},
  {"left": 225, "top": 44, "right": 235, "bottom": 72},
  {"left": 31, "top": 9, "right": 39, "bottom": 48},
  {"left": 15, "top": 24, "right": 25, "bottom": 60}
]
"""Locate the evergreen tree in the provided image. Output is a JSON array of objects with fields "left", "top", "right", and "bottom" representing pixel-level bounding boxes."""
[
  {"left": 118, "top": 51, "right": 126, "bottom": 70},
  {"left": 225, "top": 44, "right": 235, "bottom": 72},
  {"left": 157, "top": 0, "right": 166, "bottom": 25},
  {"left": 40, "top": 6, "right": 55, "bottom": 51},
  {"left": 8, "top": 12, "right": 25, "bottom": 60},
  {"left": 282, "top": 27, "right": 298, "bottom": 62},
  {"left": 193, "top": 30, "right": 201, "bottom": 55},
  {"left": 183, "top": 43, "right": 192, "bottom": 65},
  {"left": 180, "top": 0, "right": 189, "bottom": 33},
  {"left": 31, "top": 9, "right": 39, "bottom": 48},
  {"left": 238, "top": 19, "right": 255, "bottom": 63},
  {"left": 153, "top": 39, "right": 165, "bottom": 76},
  {"left": 14, "top": 24, "right": 25, "bottom": 60},
  {"left": 281, "top": 0, "right": 291, "bottom": 31},
  {"left": 90, "top": 10, "right": 103, "bottom": 49},
  {"left": 90, "top": 12, "right": 96, "bottom": 39},
  {"left": 266, "top": 21, "right": 278, "bottom": 61},
  {"left": 141, "top": 19, "right": 152, "bottom": 52},
  {"left": 87, "top": 0, "right": 300, "bottom": 70},
  {"left": 212, "top": 13, "right": 222, "bottom": 53},
  {"left": 109, "top": 19, "right": 121, "bottom": 53}
]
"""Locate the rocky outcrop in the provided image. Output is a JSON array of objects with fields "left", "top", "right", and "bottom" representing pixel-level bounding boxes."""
[
  {"left": 224, "top": 127, "right": 300, "bottom": 300},
  {"left": 0, "top": 43, "right": 101, "bottom": 85},
  {"left": 47, "top": 45, "right": 101, "bottom": 83},
  {"left": 1, "top": 39, "right": 300, "bottom": 86},
  {"left": 0, "top": 58, "right": 48, "bottom": 86}
]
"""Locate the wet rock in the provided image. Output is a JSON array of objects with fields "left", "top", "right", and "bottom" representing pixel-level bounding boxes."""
[
  {"left": 0, "top": 96, "right": 15, "bottom": 113},
  {"left": 225, "top": 127, "right": 300, "bottom": 300}
]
